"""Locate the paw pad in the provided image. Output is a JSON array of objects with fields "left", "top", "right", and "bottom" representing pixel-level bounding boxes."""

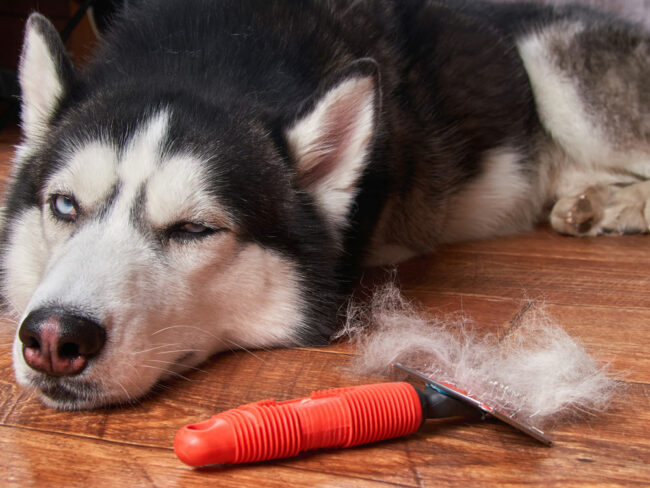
[{"left": 551, "top": 191, "right": 603, "bottom": 236}]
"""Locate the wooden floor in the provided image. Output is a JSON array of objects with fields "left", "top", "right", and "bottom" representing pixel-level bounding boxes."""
[{"left": 0, "top": 126, "right": 648, "bottom": 487}]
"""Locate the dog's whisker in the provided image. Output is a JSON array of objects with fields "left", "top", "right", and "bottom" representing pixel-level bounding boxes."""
[
  {"left": 148, "top": 358, "right": 207, "bottom": 374},
  {"left": 150, "top": 325, "right": 204, "bottom": 336},
  {"left": 132, "top": 343, "right": 183, "bottom": 355},
  {"left": 223, "top": 338, "right": 266, "bottom": 362},
  {"left": 153, "top": 348, "right": 206, "bottom": 356},
  {"left": 1, "top": 294, "right": 23, "bottom": 320},
  {"left": 141, "top": 364, "right": 193, "bottom": 382},
  {"left": 123, "top": 369, "right": 150, "bottom": 405},
  {"left": 115, "top": 380, "right": 132, "bottom": 402},
  {"left": 150, "top": 323, "right": 235, "bottom": 351},
  {"left": 115, "top": 353, "right": 186, "bottom": 405},
  {"left": 150, "top": 324, "right": 225, "bottom": 342},
  {"left": 100, "top": 367, "right": 131, "bottom": 400},
  {"left": 153, "top": 382, "right": 172, "bottom": 393},
  {"left": 103, "top": 361, "right": 152, "bottom": 406}
]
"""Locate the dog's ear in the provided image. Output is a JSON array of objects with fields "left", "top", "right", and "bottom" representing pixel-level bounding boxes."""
[
  {"left": 18, "top": 13, "right": 75, "bottom": 144},
  {"left": 286, "top": 60, "right": 379, "bottom": 230}
]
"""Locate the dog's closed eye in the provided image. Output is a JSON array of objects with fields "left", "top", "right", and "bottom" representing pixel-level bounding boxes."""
[{"left": 164, "top": 221, "right": 227, "bottom": 242}]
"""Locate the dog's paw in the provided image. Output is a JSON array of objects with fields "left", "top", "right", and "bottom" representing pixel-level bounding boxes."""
[
  {"left": 550, "top": 189, "right": 604, "bottom": 236},
  {"left": 551, "top": 182, "right": 650, "bottom": 237},
  {"left": 599, "top": 181, "right": 650, "bottom": 235}
]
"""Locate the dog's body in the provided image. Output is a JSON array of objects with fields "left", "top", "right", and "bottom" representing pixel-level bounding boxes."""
[{"left": 1, "top": 0, "right": 648, "bottom": 409}]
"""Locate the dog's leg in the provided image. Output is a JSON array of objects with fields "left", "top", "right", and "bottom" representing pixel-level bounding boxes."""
[
  {"left": 550, "top": 181, "right": 650, "bottom": 236},
  {"left": 518, "top": 16, "right": 650, "bottom": 236}
]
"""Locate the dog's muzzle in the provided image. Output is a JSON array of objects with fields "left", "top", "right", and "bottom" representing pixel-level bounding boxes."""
[{"left": 18, "top": 307, "right": 106, "bottom": 377}]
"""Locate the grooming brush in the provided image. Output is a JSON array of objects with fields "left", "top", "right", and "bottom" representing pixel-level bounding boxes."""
[{"left": 174, "top": 362, "right": 551, "bottom": 467}]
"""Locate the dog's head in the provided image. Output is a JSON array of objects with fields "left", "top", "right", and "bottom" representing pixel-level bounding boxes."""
[{"left": 1, "top": 14, "right": 379, "bottom": 409}]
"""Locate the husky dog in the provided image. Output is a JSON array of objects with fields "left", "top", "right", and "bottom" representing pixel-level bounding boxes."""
[{"left": 1, "top": 0, "right": 648, "bottom": 409}]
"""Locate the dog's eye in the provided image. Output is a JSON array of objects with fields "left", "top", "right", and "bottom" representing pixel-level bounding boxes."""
[
  {"left": 181, "top": 223, "right": 209, "bottom": 234},
  {"left": 50, "top": 194, "right": 78, "bottom": 222},
  {"left": 166, "top": 222, "right": 220, "bottom": 242}
]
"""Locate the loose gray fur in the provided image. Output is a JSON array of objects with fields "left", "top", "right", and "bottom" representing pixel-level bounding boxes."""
[{"left": 340, "top": 282, "right": 620, "bottom": 428}]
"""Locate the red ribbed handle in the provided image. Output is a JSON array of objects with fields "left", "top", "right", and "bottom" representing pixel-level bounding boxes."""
[{"left": 174, "top": 382, "right": 422, "bottom": 466}]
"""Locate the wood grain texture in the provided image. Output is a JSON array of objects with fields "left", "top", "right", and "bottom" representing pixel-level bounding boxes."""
[{"left": 0, "top": 129, "right": 648, "bottom": 487}]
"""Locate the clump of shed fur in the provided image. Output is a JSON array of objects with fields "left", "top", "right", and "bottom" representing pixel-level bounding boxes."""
[{"left": 338, "top": 282, "right": 619, "bottom": 428}]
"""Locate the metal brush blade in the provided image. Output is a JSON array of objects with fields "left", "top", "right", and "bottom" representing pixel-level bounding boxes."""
[{"left": 394, "top": 362, "right": 552, "bottom": 446}]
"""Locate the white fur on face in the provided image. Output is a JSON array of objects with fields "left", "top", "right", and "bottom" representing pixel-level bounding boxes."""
[
  {"left": 8, "top": 112, "right": 305, "bottom": 409},
  {"left": 146, "top": 155, "right": 232, "bottom": 230},
  {"left": 45, "top": 142, "right": 119, "bottom": 211},
  {"left": 2, "top": 208, "right": 49, "bottom": 315},
  {"left": 114, "top": 111, "right": 170, "bottom": 215}
]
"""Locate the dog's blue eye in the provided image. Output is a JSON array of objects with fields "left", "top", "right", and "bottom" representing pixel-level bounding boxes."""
[{"left": 50, "top": 195, "right": 78, "bottom": 221}]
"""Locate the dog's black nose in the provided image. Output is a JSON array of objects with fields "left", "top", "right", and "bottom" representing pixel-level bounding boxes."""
[{"left": 18, "top": 308, "right": 106, "bottom": 376}]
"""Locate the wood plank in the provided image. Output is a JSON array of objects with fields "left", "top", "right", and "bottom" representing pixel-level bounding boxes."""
[
  {"left": 392, "top": 251, "right": 650, "bottom": 310},
  {"left": 0, "top": 425, "right": 410, "bottom": 488},
  {"left": 436, "top": 226, "right": 650, "bottom": 263}
]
